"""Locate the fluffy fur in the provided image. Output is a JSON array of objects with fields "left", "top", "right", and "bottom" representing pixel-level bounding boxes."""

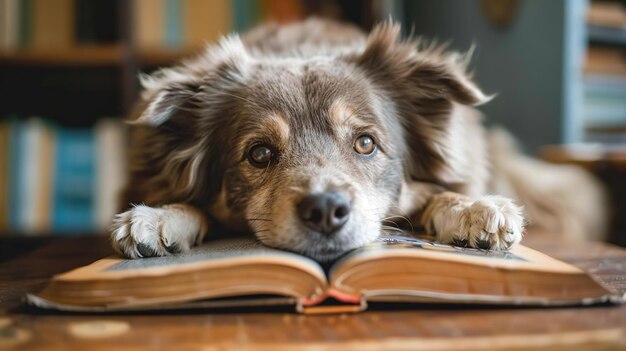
[{"left": 110, "top": 19, "right": 606, "bottom": 260}]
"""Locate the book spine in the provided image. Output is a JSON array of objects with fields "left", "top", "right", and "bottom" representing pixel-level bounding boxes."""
[
  {"left": 0, "top": 120, "right": 9, "bottom": 231},
  {"left": 19, "top": 118, "right": 45, "bottom": 234},
  {"left": 232, "top": 0, "right": 260, "bottom": 32},
  {"left": 7, "top": 118, "right": 24, "bottom": 231},
  {"left": 18, "top": 0, "right": 31, "bottom": 48},
  {"left": 36, "top": 121, "right": 55, "bottom": 233},
  {"left": 164, "top": 0, "right": 181, "bottom": 47},
  {"left": 297, "top": 289, "right": 365, "bottom": 314},
  {"left": 31, "top": 0, "right": 75, "bottom": 49},
  {"left": 6, "top": 0, "right": 20, "bottom": 50},
  {"left": 134, "top": 0, "right": 165, "bottom": 49},
  {"left": 181, "top": 0, "right": 231, "bottom": 48},
  {"left": 260, "top": 0, "right": 304, "bottom": 23},
  {"left": 94, "top": 119, "right": 127, "bottom": 231},
  {"left": 52, "top": 127, "right": 96, "bottom": 233},
  {"left": 0, "top": 0, "right": 7, "bottom": 50}
]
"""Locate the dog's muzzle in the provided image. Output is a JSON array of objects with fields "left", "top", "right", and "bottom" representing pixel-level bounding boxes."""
[{"left": 296, "top": 191, "right": 351, "bottom": 235}]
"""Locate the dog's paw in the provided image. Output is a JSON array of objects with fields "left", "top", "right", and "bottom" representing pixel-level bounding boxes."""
[
  {"left": 453, "top": 196, "right": 524, "bottom": 250},
  {"left": 110, "top": 204, "right": 208, "bottom": 258}
]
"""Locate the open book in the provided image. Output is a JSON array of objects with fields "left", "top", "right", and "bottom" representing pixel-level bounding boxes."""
[{"left": 28, "top": 232, "right": 622, "bottom": 314}]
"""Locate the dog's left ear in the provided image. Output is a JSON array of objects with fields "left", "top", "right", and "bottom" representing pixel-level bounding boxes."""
[{"left": 348, "top": 22, "right": 491, "bottom": 184}]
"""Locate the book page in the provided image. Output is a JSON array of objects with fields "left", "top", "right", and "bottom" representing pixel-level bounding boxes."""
[
  {"left": 57, "top": 237, "right": 326, "bottom": 283},
  {"left": 34, "top": 238, "right": 329, "bottom": 310},
  {"left": 326, "top": 231, "right": 616, "bottom": 305},
  {"left": 330, "top": 231, "right": 582, "bottom": 277}
]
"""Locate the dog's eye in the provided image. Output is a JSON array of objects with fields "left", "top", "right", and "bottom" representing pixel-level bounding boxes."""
[
  {"left": 248, "top": 144, "right": 274, "bottom": 167},
  {"left": 354, "top": 135, "right": 376, "bottom": 155}
]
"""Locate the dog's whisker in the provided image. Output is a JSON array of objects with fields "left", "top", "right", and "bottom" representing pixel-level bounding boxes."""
[
  {"left": 383, "top": 215, "right": 414, "bottom": 226},
  {"left": 288, "top": 186, "right": 305, "bottom": 195}
]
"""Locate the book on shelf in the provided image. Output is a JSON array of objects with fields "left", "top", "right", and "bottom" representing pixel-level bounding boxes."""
[
  {"left": 51, "top": 127, "right": 96, "bottom": 231},
  {"left": 7, "top": 118, "right": 25, "bottom": 231},
  {"left": 31, "top": 0, "right": 74, "bottom": 49},
  {"left": 94, "top": 118, "right": 128, "bottom": 230},
  {"left": 583, "top": 75, "right": 626, "bottom": 136},
  {"left": 0, "top": 0, "right": 20, "bottom": 50},
  {"left": 29, "top": 232, "right": 622, "bottom": 314},
  {"left": 0, "top": 117, "right": 128, "bottom": 234},
  {"left": 585, "top": 46, "right": 626, "bottom": 76},
  {"left": 0, "top": 121, "right": 8, "bottom": 229},
  {"left": 134, "top": 0, "right": 234, "bottom": 50},
  {"left": 1, "top": 0, "right": 357, "bottom": 59},
  {"left": 261, "top": 0, "right": 305, "bottom": 23},
  {"left": 182, "top": 0, "right": 232, "bottom": 48},
  {"left": 18, "top": 118, "right": 54, "bottom": 233},
  {"left": 587, "top": 1, "right": 626, "bottom": 29},
  {"left": 133, "top": 0, "right": 165, "bottom": 50}
]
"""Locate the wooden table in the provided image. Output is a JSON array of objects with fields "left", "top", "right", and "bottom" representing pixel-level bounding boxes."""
[{"left": 1, "top": 235, "right": 625, "bottom": 350}]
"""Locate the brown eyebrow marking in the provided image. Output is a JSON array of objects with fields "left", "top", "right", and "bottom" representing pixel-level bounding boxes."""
[
  {"left": 265, "top": 112, "right": 290, "bottom": 146},
  {"left": 329, "top": 99, "right": 377, "bottom": 137},
  {"left": 235, "top": 111, "right": 291, "bottom": 161},
  {"left": 330, "top": 99, "right": 357, "bottom": 128},
  {"left": 328, "top": 98, "right": 392, "bottom": 154}
]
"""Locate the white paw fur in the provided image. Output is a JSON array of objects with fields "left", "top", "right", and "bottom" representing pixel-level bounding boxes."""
[
  {"left": 432, "top": 195, "right": 524, "bottom": 250},
  {"left": 110, "top": 204, "right": 208, "bottom": 258}
]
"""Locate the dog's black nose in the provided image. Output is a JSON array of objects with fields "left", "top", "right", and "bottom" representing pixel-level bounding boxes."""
[{"left": 297, "top": 192, "right": 351, "bottom": 235}]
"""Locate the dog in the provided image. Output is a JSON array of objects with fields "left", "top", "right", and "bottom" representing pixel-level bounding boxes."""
[{"left": 110, "top": 19, "right": 606, "bottom": 261}]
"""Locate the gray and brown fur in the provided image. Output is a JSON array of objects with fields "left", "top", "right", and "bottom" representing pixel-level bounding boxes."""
[{"left": 110, "top": 19, "right": 605, "bottom": 261}]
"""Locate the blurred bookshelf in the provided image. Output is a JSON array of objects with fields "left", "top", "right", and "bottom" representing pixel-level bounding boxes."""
[
  {"left": 0, "top": 0, "right": 382, "bottom": 236},
  {"left": 582, "top": 1, "right": 626, "bottom": 244},
  {"left": 583, "top": 0, "right": 626, "bottom": 144},
  {"left": 384, "top": 0, "right": 626, "bottom": 244}
]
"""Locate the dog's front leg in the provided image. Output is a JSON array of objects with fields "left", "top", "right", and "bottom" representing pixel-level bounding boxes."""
[
  {"left": 422, "top": 192, "right": 524, "bottom": 250},
  {"left": 110, "top": 204, "right": 209, "bottom": 258}
]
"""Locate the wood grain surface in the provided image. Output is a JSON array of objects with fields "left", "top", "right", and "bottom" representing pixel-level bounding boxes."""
[{"left": 1, "top": 234, "right": 625, "bottom": 351}]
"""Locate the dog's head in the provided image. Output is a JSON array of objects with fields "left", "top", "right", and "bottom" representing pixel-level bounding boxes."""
[{"left": 133, "top": 22, "right": 488, "bottom": 261}]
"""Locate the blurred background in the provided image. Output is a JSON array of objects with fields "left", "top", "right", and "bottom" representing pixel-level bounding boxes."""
[{"left": 0, "top": 0, "right": 625, "bottom": 249}]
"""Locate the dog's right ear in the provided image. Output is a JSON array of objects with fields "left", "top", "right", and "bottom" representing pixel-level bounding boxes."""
[
  {"left": 131, "top": 35, "right": 251, "bottom": 128},
  {"left": 126, "top": 36, "right": 251, "bottom": 206},
  {"left": 133, "top": 75, "right": 203, "bottom": 128}
]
